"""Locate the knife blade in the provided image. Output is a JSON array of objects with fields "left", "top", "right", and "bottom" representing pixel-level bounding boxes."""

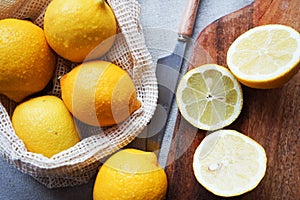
[{"left": 145, "top": 0, "right": 201, "bottom": 158}]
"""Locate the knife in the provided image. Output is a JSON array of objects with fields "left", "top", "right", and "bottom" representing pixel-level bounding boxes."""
[{"left": 145, "top": 0, "right": 201, "bottom": 158}]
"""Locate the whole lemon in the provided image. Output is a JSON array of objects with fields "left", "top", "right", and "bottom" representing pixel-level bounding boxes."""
[
  {"left": 0, "top": 18, "right": 56, "bottom": 102},
  {"left": 44, "top": 0, "right": 117, "bottom": 62},
  {"left": 93, "top": 148, "right": 168, "bottom": 200},
  {"left": 60, "top": 61, "right": 141, "bottom": 127},
  {"left": 12, "top": 95, "right": 80, "bottom": 158}
]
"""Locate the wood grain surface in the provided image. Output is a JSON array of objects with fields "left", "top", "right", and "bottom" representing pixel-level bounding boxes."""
[
  {"left": 178, "top": 0, "right": 201, "bottom": 37},
  {"left": 165, "top": 0, "right": 300, "bottom": 199}
]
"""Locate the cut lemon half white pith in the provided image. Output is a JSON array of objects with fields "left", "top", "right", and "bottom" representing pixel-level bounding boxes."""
[
  {"left": 176, "top": 64, "right": 243, "bottom": 131},
  {"left": 227, "top": 24, "right": 300, "bottom": 89},
  {"left": 193, "top": 129, "right": 267, "bottom": 197}
]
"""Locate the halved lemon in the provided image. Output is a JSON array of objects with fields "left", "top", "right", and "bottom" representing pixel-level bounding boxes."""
[
  {"left": 193, "top": 129, "right": 267, "bottom": 197},
  {"left": 227, "top": 24, "right": 300, "bottom": 89},
  {"left": 176, "top": 64, "right": 243, "bottom": 131}
]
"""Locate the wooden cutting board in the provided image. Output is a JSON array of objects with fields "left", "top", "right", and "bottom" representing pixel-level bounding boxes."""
[{"left": 165, "top": 0, "right": 300, "bottom": 199}]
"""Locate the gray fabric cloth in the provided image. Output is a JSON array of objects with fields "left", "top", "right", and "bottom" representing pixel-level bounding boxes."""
[{"left": 0, "top": 0, "right": 252, "bottom": 199}]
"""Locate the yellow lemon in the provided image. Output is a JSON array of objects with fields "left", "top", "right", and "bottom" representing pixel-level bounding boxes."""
[
  {"left": 44, "top": 0, "right": 117, "bottom": 62},
  {"left": 227, "top": 24, "right": 300, "bottom": 89},
  {"left": 93, "top": 148, "right": 168, "bottom": 200},
  {"left": 12, "top": 95, "right": 80, "bottom": 158},
  {"left": 60, "top": 61, "right": 141, "bottom": 127},
  {"left": 176, "top": 64, "right": 243, "bottom": 131},
  {"left": 193, "top": 129, "right": 267, "bottom": 197},
  {"left": 0, "top": 18, "right": 56, "bottom": 102}
]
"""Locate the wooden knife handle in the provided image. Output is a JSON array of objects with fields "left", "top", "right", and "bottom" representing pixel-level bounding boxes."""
[{"left": 178, "top": 0, "right": 200, "bottom": 37}]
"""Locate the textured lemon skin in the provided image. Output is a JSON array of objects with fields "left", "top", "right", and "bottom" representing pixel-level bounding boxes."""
[
  {"left": 12, "top": 96, "right": 80, "bottom": 158},
  {"left": 93, "top": 149, "right": 168, "bottom": 200},
  {"left": 0, "top": 18, "right": 56, "bottom": 102},
  {"left": 60, "top": 61, "right": 141, "bottom": 127},
  {"left": 44, "top": 0, "right": 117, "bottom": 62}
]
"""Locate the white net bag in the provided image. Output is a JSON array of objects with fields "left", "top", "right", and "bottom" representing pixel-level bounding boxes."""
[{"left": 0, "top": 0, "right": 158, "bottom": 188}]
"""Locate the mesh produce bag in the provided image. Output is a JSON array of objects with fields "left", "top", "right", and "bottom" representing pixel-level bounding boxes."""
[{"left": 0, "top": 0, "right": 158, "bottom": 188}]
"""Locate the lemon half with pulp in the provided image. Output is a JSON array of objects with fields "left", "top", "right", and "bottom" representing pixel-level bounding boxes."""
[
  {"left": 227, "top": 24, "right": 300, "bottom": 89},
  {"left": 193, "top": 129, "right": 267, "bottom": 197},
  {"left": 176, "top": 64, "right": 243, "bottom": 131}
]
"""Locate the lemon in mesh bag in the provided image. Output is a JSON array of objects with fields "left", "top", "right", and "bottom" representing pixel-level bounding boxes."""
[
  {"left": 44, "top": 0, "right": 117, "bottom": 62},
  {"left": 12, "top": 95, "right": 80, "bottom": 158},
  {"left": 0, "top": 18, "right": 56, "bottom": 102},
  {"left": 60, "top": 60, "right": 141, "bottom": 127}
]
